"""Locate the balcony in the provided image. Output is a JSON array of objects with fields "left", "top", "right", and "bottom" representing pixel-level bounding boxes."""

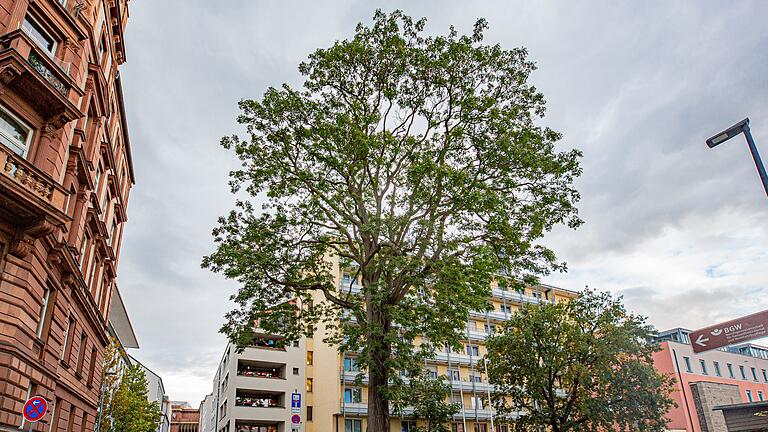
[
  {"left": 237, "top": 360, "right": 284, "bottom": 380},
  {"left": 235, "top": 390, "right": 283, "bottom": 409},
  {"left": 0, "top": 144, "right": 69, "bottom": 255},
  {"left": 491, "top": 288, "right": 555, "bottom": 305},
  {"left": 0, "top": 30, "right": 82, "bottom": 127}
]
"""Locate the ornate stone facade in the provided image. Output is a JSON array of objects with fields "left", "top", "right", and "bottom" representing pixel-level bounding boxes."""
[{"left": 0, "top": 0, "right": 134, "bottom": 430}]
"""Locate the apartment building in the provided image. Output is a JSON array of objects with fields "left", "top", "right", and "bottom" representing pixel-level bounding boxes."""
[
  {"left": 208, "top": 254, "right": 577, "bottom": 432},
  {"left": 211, "top": 337, "right": 308, "bottom": 432},
  {"left": 0, "top": 0, "right": 135, "bottom": 430},
  {"left": 653, "top": 328, "right": 768, "bottom": 432}
]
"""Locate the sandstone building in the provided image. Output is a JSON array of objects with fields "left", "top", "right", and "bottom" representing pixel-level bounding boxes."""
[{"left": 0, "top": 0, "right": 134, "bottom": 429}]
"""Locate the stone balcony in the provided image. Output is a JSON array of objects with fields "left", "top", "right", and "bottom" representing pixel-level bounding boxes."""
[
  {"left": 0, "top": 29, "right": 82, "bottom": 127},
  {"left": 0, "top": 144, "right": 69, "bottom": 257}
]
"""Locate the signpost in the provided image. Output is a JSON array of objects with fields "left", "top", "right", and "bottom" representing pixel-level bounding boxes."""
[
  {"left": 290, "top": 392, "right": 302, "bottom": 431},
  {"left": 690, "top": 309, "right": 768, "bottom": 353},
  {"left": 22, "top": 396, "right": 48, "bottom": 429}
]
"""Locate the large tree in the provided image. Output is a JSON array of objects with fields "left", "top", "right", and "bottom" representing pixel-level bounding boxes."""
[
  {"left": 203, "top": 10, "right": 581, "bottom": 432},
  {"left": 485, "top": 290, "right": 676, "bottom": 432}
]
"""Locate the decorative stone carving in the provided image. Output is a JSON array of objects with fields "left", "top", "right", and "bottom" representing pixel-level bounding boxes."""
[
  {"left": 9, "top": 232, "right": 34, "bottom": 258},
  {"left": 0, "top": 63, "right": 22, "bottom": 84}
]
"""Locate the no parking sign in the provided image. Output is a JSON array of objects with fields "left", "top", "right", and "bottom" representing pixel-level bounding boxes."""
[{"left": 23, "top": 396, "right": 48, "bottom": 423}]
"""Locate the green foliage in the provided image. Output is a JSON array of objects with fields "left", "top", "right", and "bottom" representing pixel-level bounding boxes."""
[
  {"left": 393, "top": 373, "right": 461, "bottom": 432},
  {"left": 108, "top": 366, "right": 162, "bottom": 432},
  {"left": 486, "top": 290, "right": 676, "bottom": 432},
  {"left": 203, "top": 9, "right": 581, "bottom": 431}
]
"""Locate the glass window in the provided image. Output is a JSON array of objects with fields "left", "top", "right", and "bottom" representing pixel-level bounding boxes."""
[
  {"left": 344, "top": 388, "right": 362, "bottom": 403},
  {"left": 760, "top": 391, "right": 765, "bottom": 402},
  {"left": 343, "top": 357, "right": 360, "bottom": 372},
  {"left": 699, "top": 360, "right": 708, "bottom": 375},
  {"left": 345, "top": 420, "right": 362, "bottom": 432},
  {"left": 714, "top": 362, "right": 721, "bottom": 377},
  {"left": 466, "top": 345, "right": 479, "bottom": 356},
  {"left": 683, "top": 357, "right": 692, "bottom": 373},
  {"left": 22, "top": 16, "right": 55, "bottom": 53},
  {"left": 306, "top": 378, "right": 313, "bottom": 392},
  {"left": 474, "top": 424, "right": 488, "bottom": 432},
  {"left": 740, "top": 365, "right": 747, "bottom": 380},
  {"left": 35, "top": 287, "right": 51, "bottom": 338},
  {"left": 401, "top": 421, "right": 416, "bottom": 432},
  {"left": 747, "top": 390, "right": 753, "bottom": 402},
  {"left": 306, "top": 351, "right": 313, "bottom": 365},
  {"left": 763, "top": 369, "right": 768, "bottom": 383},
  {"left": 0, "top": 107, "right": 31, "bottom": 157},
  {"left": 449, "top": 369, "right": 460, "bottom": 381},
  {"left": 727, "top": 363, "right": 734, "bottom": 378},
  {"left": 752, "top": 367, "right": 758, "bottom": 381}
]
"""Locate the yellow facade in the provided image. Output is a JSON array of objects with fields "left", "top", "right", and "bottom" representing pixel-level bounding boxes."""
[{"left": 303, "top": 255, "right": 578, "bottom": 432}]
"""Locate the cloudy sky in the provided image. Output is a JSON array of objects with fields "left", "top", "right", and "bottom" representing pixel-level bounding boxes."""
[{"left": 117, "top": 1, "right": 768, "bottom": 404}]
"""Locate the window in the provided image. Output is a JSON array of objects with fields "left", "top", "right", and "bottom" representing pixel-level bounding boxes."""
[
  {"left": 344, "top": 388, "right": 362, "bottom": 403},
  {"left": 699, "top": 359, "right": 708, "bottom": 375},
  {"left": 747, "top": 390, "right": 753, "bottom": 402},
  {"left": 470, "top": 396, "right": 484, "bottom": 410},
  {"left": 76, "top": 332, "right": 87, "bottom": 375},
  {"left": 22, "top": 16, "right": 56, "bottom": 54},
  {"left": 760, "top": 391, "right": 765, "bottom": 402},
  {"left": 86, "top": 346, "right": 97, "bottom": 386},
  {"left": 61, "top": 314, "right": 76, "bottom": 362},
  {"left": 727, "top": 363, "right": 735, "bottom": 378},
  {"left": 466, "top": 345, "right": 479, "bottom": 356},
  {"left": 473, "top": 424, "right": 488, "bottom": 432},
  {"left": 306, "top": 378, "right": 313, "bottom": 392},
  {"left": 306, "top": 351, "right": 313, "bottom": 365},
  {"left": 740, "top": 365, "right": 747, "bottom": 380},
  {"left": 426, "top": 367, "right": 438, "bottom": 379},
  {"left": 0, "top": 106, "right": 32, "bottom": 157},
  {"left": 752, "top": 367, "right": 758, "bottom": 381},
  {"left": 683, "top": 357, "right": 692, "bottom": 373},
  {"left": 345, "top": 420, "right": 362, "bottom": 432},
  {"left": 343, "top": 357, "right": 360, "bottom": 372},
  {"left": 307, "top": 406, "right": 312, "bottom": 421},
  {"left": 451, "top": 424, "right": 465, "bottom": 432},
  {"left": 448, "top": 369, "right": 461, "bottom": 381},
  {"left": 401, "top": 421, "right": 416, "bottom": 432},
  {"left": 763, "top": 369, "right": 768, "bottom": 383},
  {"left": 36, "top": 287, "right": 51, "bottom": 338},
  {"left": 290, "top": 367, "right": 299, "bottom": 376},
  {"left": 499, "top": 304, "right": 512, "bottom": 313},
  {"left": 714, "top": 362, "right": 721, "bottom": 377}
]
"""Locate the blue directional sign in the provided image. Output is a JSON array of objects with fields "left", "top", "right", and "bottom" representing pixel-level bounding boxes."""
[
  {"left": 291, "top": 392, "right": 301, "bottom": 408},
  {"left": 23, "top": 396, "right": 48, "bottom": 422}
]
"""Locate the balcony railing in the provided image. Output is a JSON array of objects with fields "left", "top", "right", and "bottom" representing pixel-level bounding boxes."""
[
  {"left": 27, "top": 52, "right": 67, "bottom": 96},
  {"left": 0, "top": 145, "right": 68, "bottom": 221}
]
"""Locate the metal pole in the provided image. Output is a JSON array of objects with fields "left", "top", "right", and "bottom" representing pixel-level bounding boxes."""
[
  {"left": 743, "top": 126, "right": 768, "bottom": 197},
  {"left": 483, "top": 359, "right": 495, "bottom": 432}
]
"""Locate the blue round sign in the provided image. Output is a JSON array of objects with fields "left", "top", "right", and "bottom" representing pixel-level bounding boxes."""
[{"left": 23, "top": 396, "right": 47, "bottom": 422}]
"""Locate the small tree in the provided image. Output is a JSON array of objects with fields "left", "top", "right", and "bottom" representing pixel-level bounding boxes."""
[
  {"left": 393, "top": 374, "right": 460, "bottom": 432},
  {"left": 486, "top": 290, "right": 676, "bottom": 432},
  {"left": 204, "top": 9, "right": 582, "bottom": 432},
  {"left": 108, "top": 366, "right": 162, "bottom": 432}
]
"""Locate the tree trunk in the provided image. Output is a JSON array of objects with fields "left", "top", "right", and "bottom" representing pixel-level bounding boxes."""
[{"left": 367, "top": 304, "right": 391, "bottom": 432}]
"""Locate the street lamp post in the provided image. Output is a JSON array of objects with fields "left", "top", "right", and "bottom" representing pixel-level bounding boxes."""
[{"left": 706, "top": 117, "right": 768, "bottom": 197}]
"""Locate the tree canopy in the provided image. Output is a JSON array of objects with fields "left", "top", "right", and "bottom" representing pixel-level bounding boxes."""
[
  {"left": 485, "top": 290, "right": 676, "bottom": 432},
  {"left": 108, "top": 366, "right": 162, "bottom": 432},
  {"left": 204, "top": 9, "right": 582, "bottom": 431}
]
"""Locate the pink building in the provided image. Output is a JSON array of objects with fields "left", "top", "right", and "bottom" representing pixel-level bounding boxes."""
[{"left": 653, "top": 328, "right": 768, "bottom": 432}]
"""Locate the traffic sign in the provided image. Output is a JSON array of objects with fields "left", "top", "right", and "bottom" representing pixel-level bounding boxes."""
[
  {"left": 291, "top": 392, "right": 301, "bottom": 408},
  {"left": 291, "top": 414, "right": 301, "bottom": 425},
  {"left": 23, "top": 396, "right": 47, "bottom": 422},
  {"left": 690, "top": 309, "right": 768, "bottom": 353}
]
